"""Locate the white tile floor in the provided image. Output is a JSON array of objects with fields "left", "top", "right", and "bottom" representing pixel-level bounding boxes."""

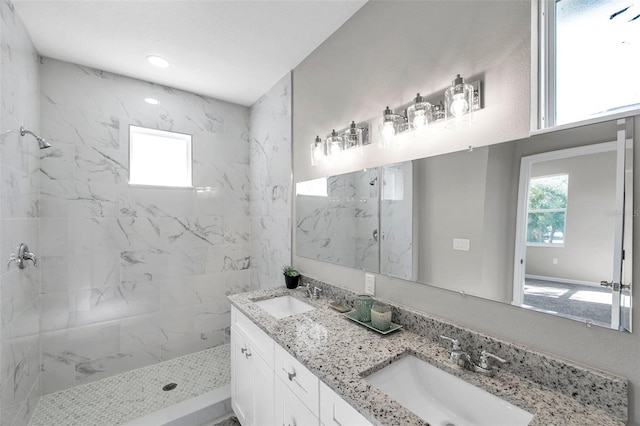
[{"left": 29, "top": 344, "right": 230, "bottom": 426}]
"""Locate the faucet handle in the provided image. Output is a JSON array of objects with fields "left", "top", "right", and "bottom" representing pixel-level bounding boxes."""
[
  {"left": 312, "top": 287, "right": 322, "bottom": 298},
  {"left": 440, "top": 335, "right": 461, "bottom": 350},
  {"left": 479, "top": 351, "right": 508, "bottom": 369}
]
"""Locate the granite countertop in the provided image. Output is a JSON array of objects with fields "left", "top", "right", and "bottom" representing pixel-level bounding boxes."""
[{"left": 229, "top": 287, "right": 624, "bottom": 426}]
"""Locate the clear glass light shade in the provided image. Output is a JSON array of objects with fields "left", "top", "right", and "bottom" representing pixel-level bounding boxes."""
[
  {"left": 407, "top": 93, "right": 433, "bottom": 130},
  {"left": 325, "top": 130, "right": 345, "bottom": 157},
  {"left": 445, "top": 74, "right": 474, "bottom": 128},
  {"left": 343, "top": 121, "right": 363, "bottom": 150},
  {"left": 377, "top": 106, "right": 406, "bottom": 149},
  {"left": 310, "top": 136, "right": 325, "bottom": 166}
]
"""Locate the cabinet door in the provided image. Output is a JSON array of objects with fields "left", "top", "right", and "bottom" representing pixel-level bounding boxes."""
[
  {"left": 275, "top": 377, "right": 319, "bottom": 426},
  {"left": 253, "top": 349, "right": 275, "bottom": 425},
  {"left": 275, "top": 345, "right": 319, "bottom": 417},
  {"left": 319, "top": 381, "right": 372, "bottom": 426},
  {"left": 231, "top": 328, "right": 253, "bottom": 426}
]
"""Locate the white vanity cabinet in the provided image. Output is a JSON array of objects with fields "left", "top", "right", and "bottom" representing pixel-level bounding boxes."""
[
  {"left": 231, "top": 308, "right": 275, "bottom": 426},
  {"left": 231, "top": 306, "right": 373, "bottom": 426}
]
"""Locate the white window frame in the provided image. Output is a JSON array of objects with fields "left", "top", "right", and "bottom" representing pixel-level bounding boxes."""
[
  {"left": 128, "top": 125, "right": 193, "bottom": 188},
  {"left": 531, "top": 0, "right": 640, "bottom": 133}
]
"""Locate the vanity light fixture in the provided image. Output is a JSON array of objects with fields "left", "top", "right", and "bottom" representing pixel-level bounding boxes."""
[
  {"left": 312, "top": 75, "right": 482, "bottom": 162},
  {"left": 445, "top": 74, "right": 474, "bottom": 128},
  {"left": 311, "top": 122, "right": 371, "bottom": 166},
  {"left": 378, "top": 106, "right": 407, "bottom": 149},
  {"left": 407, "top": 93, "right": 433, "bottom": 130},
  {"left": 310, "top": 135, "right": 325, "bottom": 166},
  {"left": 147, "top": 55, "right": 170, "bottom": 68},
  {"left": 144, "top": 97, "right": 159, "bottom": 105}
]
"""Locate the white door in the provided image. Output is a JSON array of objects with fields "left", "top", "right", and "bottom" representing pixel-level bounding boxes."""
[{"left": 513, "top": 122, "right": 630, "bottom": 330}]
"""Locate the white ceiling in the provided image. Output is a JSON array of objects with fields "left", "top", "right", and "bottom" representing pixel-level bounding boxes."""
[{"left": 13, "top": 0, "right": 366, "bottom": 106}]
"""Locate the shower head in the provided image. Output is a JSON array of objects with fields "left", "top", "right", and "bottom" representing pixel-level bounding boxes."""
[{"left": 20, "top": 126, "right": 51, "bottom": 149}]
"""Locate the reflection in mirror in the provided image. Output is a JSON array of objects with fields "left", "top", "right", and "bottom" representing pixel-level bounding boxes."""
[
  {"left": 380, "top": 162, "right": 414, "bottom": 281},
  {"left": 513, "top": 140, "right": 630, "bottom": 330},
  {"left": 296, "top": 169, "right": 379, "bottom": 273},
  {"left": 379, "top": 118, "right": 632, "bottom": 331}
]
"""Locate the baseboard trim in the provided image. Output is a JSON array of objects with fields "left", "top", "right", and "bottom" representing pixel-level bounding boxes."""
[{"left": 525, "top": 274, "right": 601, "bottom": 288}]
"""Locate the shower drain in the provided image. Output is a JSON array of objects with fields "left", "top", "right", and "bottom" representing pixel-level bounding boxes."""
[{"left": 162, "top": 383, "right": 178, "bottom": 391}]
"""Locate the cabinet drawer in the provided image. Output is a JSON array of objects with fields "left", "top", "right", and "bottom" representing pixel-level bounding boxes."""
[
  {"left": 275, "top": 344, "right": 319, "bottom": 417},
  {"left": 231, "top": 306, "right": 274, "bottom": 368},
  {"left": 276, "top": 376, "right": 319, "bottom": 426},
  {"left": 320, "top": 381, "right": 372, "bottom": 426}
]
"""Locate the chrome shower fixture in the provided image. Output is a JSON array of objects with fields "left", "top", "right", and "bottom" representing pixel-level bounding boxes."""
[{"left": 20, "top": 126, "right": 51, "bottom": 149}]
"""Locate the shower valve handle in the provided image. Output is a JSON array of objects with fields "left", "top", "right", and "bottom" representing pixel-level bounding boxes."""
[{"left": 7, "top": 243, "right": 38, "bottom": 269}]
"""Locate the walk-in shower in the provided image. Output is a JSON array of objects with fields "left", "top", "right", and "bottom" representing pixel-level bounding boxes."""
[{"left": 20, "top": 126, "right": 51, "bottom": 149}]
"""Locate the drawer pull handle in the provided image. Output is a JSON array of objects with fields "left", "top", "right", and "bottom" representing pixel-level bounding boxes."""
[{"left": 287, "top": 371, "right": 296, "bottom": 381}]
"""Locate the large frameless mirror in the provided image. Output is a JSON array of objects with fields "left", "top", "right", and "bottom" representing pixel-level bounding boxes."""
[{"left": 296, "top": 118, "right": 633, "bottom": 332}]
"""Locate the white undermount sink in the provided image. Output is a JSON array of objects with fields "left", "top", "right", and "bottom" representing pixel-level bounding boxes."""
[
  {"left": 365, "top": 355, "right": 534, "bottom": 426},
  {"left": 253, "top": 295, "right": 315, "bottom": 319}
]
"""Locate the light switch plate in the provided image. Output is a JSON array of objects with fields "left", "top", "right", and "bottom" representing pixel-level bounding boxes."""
[
  {"left": 453, "top": 238, "right": 470, "bottom": 251},
  {"left": 365, "top": 274, "right": 375, "bottom": 295}
]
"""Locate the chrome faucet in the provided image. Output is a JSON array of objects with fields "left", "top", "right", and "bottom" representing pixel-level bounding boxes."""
[
  {"left": 475, "top": 351, "right": 508, "bottom": 376},
  {"left": 303, "top": 283, "right": 322, "bottom": 299},
  {"left": 440, "top": 336, "right": 508, "bottom": 377},
  {"left": 440, "top": 335, "right": 470, "bottom": 366}
]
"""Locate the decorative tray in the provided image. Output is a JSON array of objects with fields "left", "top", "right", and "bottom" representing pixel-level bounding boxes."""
[{"left": 343, "top": 310, "right": 403, "bottom": 335}]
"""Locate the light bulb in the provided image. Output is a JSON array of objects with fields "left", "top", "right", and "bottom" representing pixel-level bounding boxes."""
[
  {"left": 412, "top": 109, "right": 426, "bottom": 129},
  {"left": 326, "top": 130, "right": 344, "bottom": 157},
  {"left": 450, "top": 93, "right": 469, "bottom": 117},
  {"left": 381, "top": 121, "right": 395, "bottom": 145},
  {"left": 445, "top": 74, "right": 474, "bottom": 128},
  {"left": 310, "top": 136, "right": 325, "bottom": 166}
]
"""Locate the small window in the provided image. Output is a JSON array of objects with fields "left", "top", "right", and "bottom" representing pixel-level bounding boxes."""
[
  {"left": 536, "top": 0, "right": 640, "bottom": 128},
  {"left": 129, "top": 126, "right": 192, "bottom": 187},
  {"left": 526, "top": 174, "right": 568, "bottom": 246}
]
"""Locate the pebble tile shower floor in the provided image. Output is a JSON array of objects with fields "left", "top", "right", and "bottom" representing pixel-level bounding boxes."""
[{"left": 29, "top": 344, "right": 230, "bottom": 426}]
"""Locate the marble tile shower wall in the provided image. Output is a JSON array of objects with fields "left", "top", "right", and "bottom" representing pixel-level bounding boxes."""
[
  {"left": 0, "top": 1, "right": 42, "bottom": 424},
  {"left": 296, "top": 170, "right": 378, "bottom": 270},
  {"left": 38, "top": 58, "right": 252, "bottom": 394},
  {"left": 380, "top": 162, "right": 413, "bottom": 280},
  {"left": 249, "top": 74, "right": 291, "bottom": 289}
]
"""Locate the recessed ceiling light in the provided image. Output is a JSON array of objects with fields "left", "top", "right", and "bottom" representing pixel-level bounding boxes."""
[
  {"left": 147, "top": 55, "right": 170, "bottom": 68},
  {"left": 145, "top": 98, "right": 159, "bottom": 105}
]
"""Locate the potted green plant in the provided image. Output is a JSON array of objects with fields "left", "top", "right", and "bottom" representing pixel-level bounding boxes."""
[{"left": 282, "top": 265, "right": 300, "bottom": 289}]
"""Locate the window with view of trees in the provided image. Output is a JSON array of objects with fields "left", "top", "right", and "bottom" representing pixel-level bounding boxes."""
[
  {"left": 526, "top": 174, "right": 569, "bottom": 245},
  {"left": 536, "top": 0, "right": 640, "bottom": 128}
]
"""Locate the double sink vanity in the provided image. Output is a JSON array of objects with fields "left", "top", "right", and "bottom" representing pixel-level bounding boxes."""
[{"left": 229, "top": 280, "right": 628, "bottom": 426}]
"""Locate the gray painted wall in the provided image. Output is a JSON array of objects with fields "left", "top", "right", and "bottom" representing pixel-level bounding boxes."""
[
  {"left": 526, "top": 151, "right": 616, "bottom": 283},
  {"left": 291, "top": 1, "right": 640, "bottom": 424}
]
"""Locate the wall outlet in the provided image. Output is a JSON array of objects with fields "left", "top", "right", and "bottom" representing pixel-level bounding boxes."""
[
  {"left": 365, "top": 274, "right": 375, "bottom": 295},
  {"left": 453, "top": 238, "right": 470, "bottom": 251},
  {"left": 553, "top": 258, "right": 558, "bottom": 265}
]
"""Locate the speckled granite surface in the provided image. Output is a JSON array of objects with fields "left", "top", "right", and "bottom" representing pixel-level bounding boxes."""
[{"left": 229, "top": 284, "right": 627, "bottom": 426}]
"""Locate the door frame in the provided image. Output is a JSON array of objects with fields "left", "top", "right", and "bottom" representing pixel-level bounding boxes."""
[{"left": 512, "top": 141, "right": 621, "bottom": 310}]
